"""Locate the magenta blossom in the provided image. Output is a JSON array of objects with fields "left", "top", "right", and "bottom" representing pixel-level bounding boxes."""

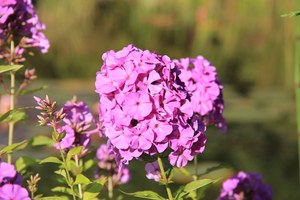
[
  {"left": 174, "top": 56, "right": 226, "bottom": 131},
  {"left": 0, "top": 184, "right": 30, "bottom": 200},
  {"left": 217, "top": 171, "right": 272, "bottom": 200},
  {"left": 96, "top": 45, "right": 207, "bottom": 168}
]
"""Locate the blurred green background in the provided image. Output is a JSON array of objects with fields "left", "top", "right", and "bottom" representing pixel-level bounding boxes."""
[{"left": 4, "top": 0, "right": 300, "bottom": 199}]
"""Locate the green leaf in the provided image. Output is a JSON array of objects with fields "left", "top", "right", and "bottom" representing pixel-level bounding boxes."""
[
  {"left": 74, "top": 174, "right": 91, "bottom": 185},
  {"left": 83, "top": 159, "right": 95, "bottom": 171},
  {"left": 121, "top": 190, "right": 165, "bottom": 200},
  {"left": 175, "top": 179, "right": 214, "bottom": 200},
  {"left": 0, "top": 110, "right": 27, "bottom": 123},
  {"left": 0, "top": 140, "right": 28, "bottom": 155},
  {"left": 54, "top": 169, "right": 68, "bottom": 180},
  {"left": 15, "top": 156, "right": 36, "bottom": 173},
  {"left": 66, "top": 146, "right": 84, "bottom": 161},
  {"left": 40, "top": 156, "right": 62, "bottom": 164},
  {"left": 83, "top": 182, "right": 104, "bottom": 200},
  {"left": 51, "top": 186, "right": 73, "bottom": 194},
  {"left": 281, "top": 10, "right": 300, "bottom": 17},
  {"left": 37, "top": 196, "right": 69, "bottom": 200},
  {"left": 18, "top": 85, "right": 47, "bottom": 96},
  {"left": 57, "top": 130, "right": 66, "bottom": 142},
  {"left": 0, "top": 65, "right": 23, "bottom": 74},
  {"left": 29, "top": 135, "right": 54, "bottom": 147}
]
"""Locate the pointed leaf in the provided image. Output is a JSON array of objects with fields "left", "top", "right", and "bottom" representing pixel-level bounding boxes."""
[
  {"left": 281, "top": 10, "right": 300, "bottom": 17},
  {"left": 37, "top": 196, "right": 69, "bottom": 200},
  {"left": 40, "top": 156, "right": 62, "bottom": 164},
  {"left": 29, "top": 135, "right": 54, "bottom": 147},
  {"left": 51, "top": 186, "right": 73, "bottom": 194},
  {"left": 121, "top": 190, "right": 165, "bottom": 200},
  {"left": 74, "top": 174, "right": 91, "bottom": 185},
  {"left": 175, "top": 179, "right": 214, "bottom": 200},
  {"left": 0, "top": 65, "right": 23, "bottom": 74},
  {"left": 0, "top": 140, "right": 28, "bottom": 155},
  {"left": 83, "top": 182, "right": 104, "bottom": 200},
  {"left": 18, "top": 85, "right": 47, "bottom": 96},
  {"left": 67, "top": 146, "right": 84, "bottom": 161}
]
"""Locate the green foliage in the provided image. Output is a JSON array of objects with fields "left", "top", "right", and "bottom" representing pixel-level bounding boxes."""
[
  {"left": 40, "top": 157, "right": 63, "bottom": 165},
  {"left": 0, "top": 109, "right": 27, "bottom": 123},
  {"left": 174, "top": 179, "right": 215, "bottom": 200},
  {"left": 121, "top": 190, "right": 166, "bottom": 200},
  {"left": 66, "top": 146, "right": 84, "bottom": 162},
  {"left": 18, "top": 85, "right": 47, "bottom": 96},
  {"left": 29, "top": 135, "right": 54, "bottom": 147},
  {"left": 281, "top": 10, "right": 300, "bottom": 17},
  {"left": 0, "top": 140, "right": 28, "bottom": 156},
  {"left": 0, "top": 64, "right": 23, "bottom": 73},
  {"left": 15, "top": 156, "right": 37, "bottom": 173}
]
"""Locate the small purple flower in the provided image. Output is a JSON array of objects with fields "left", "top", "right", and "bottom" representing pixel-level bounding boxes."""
[
  {"left": 145, "top": 161, "right": 161, "bottom": 182},
  {"left": 0, "top": 162, "right": 16, "bottom": 184},
  {"left": 0, "top": 184, "right": 30, "bottom": 200},
  {"left": 0, "top": 0, "right": 49, "bottom": 63},
  {"left": 217, "top": 171, "right": 272, "bottom": 200}
]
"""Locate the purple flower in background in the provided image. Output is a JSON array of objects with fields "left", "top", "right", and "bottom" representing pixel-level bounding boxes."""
[
  {"left": 96, "top": 45, "right": 207, "bottom": 168},
  {"left": 0, "top": 0, "right": 49, "bottom": 63},
  {"left": 95, "top": 144, "right": 131, "bottom": 186},
  {"left": 145, "top": 161, "right": 161, "bottom": 182},
  {"left": 0, "top": 184, "right": 30, "bottom": 200},
  {"left": 174, "top": 56, "right": 227, "bottom": 131},
  {"left": 217, "top": 171, "right": 272, "bottom": 200},
  {"left": 0, "top": 162, "right": 16, "bottom": 184}
]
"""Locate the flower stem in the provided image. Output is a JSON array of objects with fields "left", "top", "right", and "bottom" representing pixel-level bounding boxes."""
[
  {"left": 75, "top": 155, "right": 83, "bottom": 199},
  {"left": 57, "top": 139, "right": 76, "bottom": 200},
  {"left": 157, "top": 157, "right": 173, "bottom": 200},
  {"left": 7, "top": 41, "right": 15, "bottom": 164},
  {"left": 296, "top": 1, "right": 300, "bottom": 183},
  {"left": 193, "top": 156, "right": 198, "bottom": 181},
  {"left": 108, "top": 176, "right": 113, "bottom": 199}
]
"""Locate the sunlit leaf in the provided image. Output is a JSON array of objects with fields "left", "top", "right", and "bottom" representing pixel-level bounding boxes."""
[
  {"left": 175, "top": 179, "right": 214, "bottom": 200},
  {"left": 121, "top": 190, "right": 165, "bottom": 200},
  {"left": 281, "top": 10, "right": 300, "bottom": 17},
  {"left": 0, "top": 140, "right": 28, "bottom": 155},
  {"left": 0, "top": 65, "right": 23, "bottom": 74},
  {"left": 18, "top": 85, "right": 47, "bottom": 96},
  {"left": 66, "top": 146, "right": 83, "bottom": 161},
  {"left": 40, "top": 156, "right": 62, "bottom": 164},
  {"left": 74, "top": 174, "right": 91, "bottom": 185},
  {"left": 51, "top": 186, "right": 73, "bottom": 194},
  {"left": 82, "top": 182, "right": 104, "bottom": 200},
  {"left": 29, "top": 135, "right": 54, "bottom": 147}
]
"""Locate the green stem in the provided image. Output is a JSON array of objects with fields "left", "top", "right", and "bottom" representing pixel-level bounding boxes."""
[
  {"left": 157, "top": 157, "right": 173, "bottom": 200},
  {"left": 57, "top": 138, "right": 76, "bottom": 200},
  {"left": 75, "top": 155, "right": 83, "bottom": 199},
  {"left": 193, "top": 156, "right": 198, "bottom": 181},
  {"left": 7, "top": 41, "right": 15, "bottom": 164},
  {"left": 108, "top": 176, "right": 113, "bottom": 199},
  {"left": 296, "top": 1, "right": 300, "bottom": 183}
]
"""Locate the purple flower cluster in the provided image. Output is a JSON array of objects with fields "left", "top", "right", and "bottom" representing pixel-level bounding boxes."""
[
  {"left": 145, "top": 161, "right": 161, "bottom": 182},
  {"left": 34, "top": 96, "right": 97, "bottom": 154},
  {"left": 55, "top": 98, "right": 98, "bottom": 154},
  {"left": 95, "top": 144, "right": 130, "bottom": 185},
  {"left": 0, "top": 0, "right": 49, "bottom": 63},
  {"left": 0, "top": 161, "right": 30, "bottom": 200},
  {"left": 95, "top": 45, "right": 207, "bottom": 168},
  {"left": 218, "top": 171, "right": 272, "bottom": 200},
  {"left": 174, "top": 56, "right": 226, "bottom": 131}
]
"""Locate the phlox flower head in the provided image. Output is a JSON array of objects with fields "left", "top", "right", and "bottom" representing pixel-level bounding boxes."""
[
  {"left": 217, "top": 171, "right": 272, "bottom": 200},
  {"left": 95, "top": 45, "right": 207, "bottom": 168},
  {"left": 0, "top": 0, "right": 49, "bottom": 63},
  {"left": 174, "top": 56, "right": 227, "bottom": 131},
  {"left": 95, "top": 144, "right": 131, "bottom": 186}
]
